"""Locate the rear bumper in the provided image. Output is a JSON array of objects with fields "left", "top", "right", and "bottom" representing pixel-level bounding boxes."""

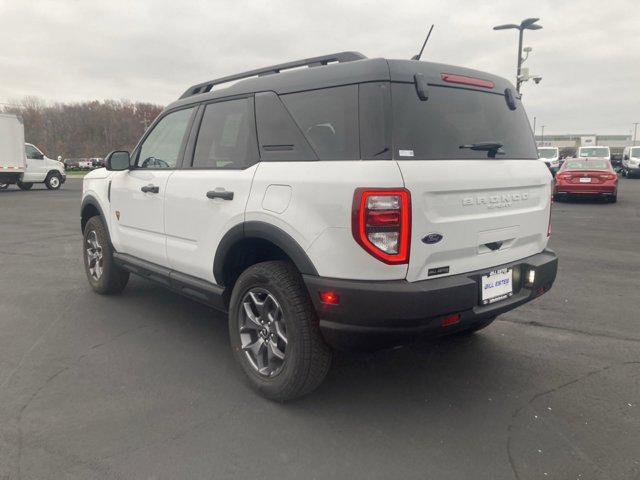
[
  {"left": 555, "top": 183, "right": 616, "bottom": 196},
  {"left": 303, "top": 249, "right": 558, "bottom": 350}
]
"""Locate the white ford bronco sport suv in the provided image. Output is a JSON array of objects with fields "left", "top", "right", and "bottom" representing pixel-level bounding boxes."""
[{"left": 81, "top": 52, "right": 558, "bottom": 400}]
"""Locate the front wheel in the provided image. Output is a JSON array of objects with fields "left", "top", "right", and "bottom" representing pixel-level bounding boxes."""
[
  {"left": 17, "top": 181, "right": 33, "bottom": 191},
  {"left": 228, "top": 261, "right": 332, "bottom": 401},
  {"left": 83, "top": 216, "right": 129, "bottom": 294},
  {"left": 45, "top": 172, "right": 62, "bottom": 190}
]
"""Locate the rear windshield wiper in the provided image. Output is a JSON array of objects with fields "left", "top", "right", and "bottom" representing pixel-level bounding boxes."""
[{"left": 459, "top": 142, "right": 505, "bottom": 158}]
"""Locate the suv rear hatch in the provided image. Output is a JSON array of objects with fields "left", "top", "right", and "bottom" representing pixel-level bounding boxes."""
[{"left": 387, "top": 61, "right": 551, "bottom": 282}]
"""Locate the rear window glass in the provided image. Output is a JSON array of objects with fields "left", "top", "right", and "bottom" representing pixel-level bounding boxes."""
[
  {"left": 280, "top": 85, "right": 359, "bottom": 160},
  {"left": 564, "top": 160, "right": 610, "bottom": 170},
  {"left": 391, "top": 83, "right": 537, "bottom": 160},
  {"left": 579, "top": 147, "right": 609, "bottom": 158},
  {"left": 537, "top": 148, "right": 557, "bottom": 159}
]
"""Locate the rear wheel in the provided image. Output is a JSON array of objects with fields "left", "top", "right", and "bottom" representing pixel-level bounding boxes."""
[
  {"left": 228, "top": 261, "right": 332, "bottom": 401},
  {"left": 45, "top": 172, "right": 62, "bottom": 190},
  {"left": 83, "top": 216, "right": 129, "bottom": 294},
  {"left": 608, "top": 195, "right": 617, "bottom": 203},
  {"left": 17, "top": 181, "right": 33, "bottom": 191},
  {"left": 0, "top": 183, "right": 8, "bottom": 190}
]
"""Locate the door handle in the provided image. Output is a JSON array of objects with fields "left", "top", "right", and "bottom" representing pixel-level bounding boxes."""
[
  {"left": 206, "top": 190, "right": 234, "bottom": 200},
  {"left": 141, "top": 184, "right": 159, "bottom": 194}
]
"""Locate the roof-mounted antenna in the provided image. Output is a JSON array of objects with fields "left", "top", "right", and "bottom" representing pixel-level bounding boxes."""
[{"left": 411, "top": 24, "right": 434, "bottom": 61}]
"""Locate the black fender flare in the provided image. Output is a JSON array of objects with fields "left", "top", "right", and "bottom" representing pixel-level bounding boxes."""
[
  {"left": 213, "top": 221, "right": 318, "bottom": 283},
  {"left": 80, "top": 195, "right": 110, "bottom": 238}
]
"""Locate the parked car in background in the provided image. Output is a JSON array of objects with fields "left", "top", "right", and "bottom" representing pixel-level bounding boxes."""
[
  {"left": 578, "top": 146, "right": 611, "bottom": 163},
  {"left": 0, "top": 113, "right": 26, "bottom": 189},
  {"left": 78, "top": 159, "right": 94, "bottom": 169},
  {"left": 537, "top": 146, "right": 560, "bottom": 174},
  {"left": 554, "top": 158, "right": 618, "bottom": 202},
  {"left": 610, "top": 153, "right": 622, "bottom": 168},
  {"left": 19, "top": 143, "right": 66, "bottom": 190},
  {"left": 64, "top": 158, "right": 80, "bottom": 169},
  {"left": 90, "top": 157, "right": 104, "bottom": 167},
  {"left": 621, "top": 146, "right": 640, "bottom": 177}
]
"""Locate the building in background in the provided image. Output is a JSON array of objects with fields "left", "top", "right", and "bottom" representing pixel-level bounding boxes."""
[{"left": 535, "top": 134, "right": 632, "bottom": 158}]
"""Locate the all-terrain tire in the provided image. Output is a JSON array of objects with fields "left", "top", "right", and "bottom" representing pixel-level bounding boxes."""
[
  {"left": 228, "top": 261, "right": 332, "bottom": 401},
  {"left": 83, "top": 216, "right": 129, "bottom": 294}
]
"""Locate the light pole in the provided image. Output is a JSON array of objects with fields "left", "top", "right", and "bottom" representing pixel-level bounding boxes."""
[
  {"left": 533, "top": 116, "right": 537, "bottom": 137},
  {"left": 541, "top": 125, "right": 546, "bottom": 145},
  {"left": 493, "top": 18, "right": 543, "bottom": 92},
  {"left": 633, "top": 122, "right": 639, "bottom": 145}
]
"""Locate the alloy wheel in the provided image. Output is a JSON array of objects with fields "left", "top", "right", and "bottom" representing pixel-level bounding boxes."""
[
  {"left": 238, "top": 288, "right": 288, "bottom": 377},
  {"left": 86, "top": 231, "right": 104, "bottom": 280}
]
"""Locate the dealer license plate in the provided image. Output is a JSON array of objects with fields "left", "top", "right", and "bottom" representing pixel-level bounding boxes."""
[
  {"left": 579, "top": 177, "right": 592, "bottom": 183},
  {"left": 481, "top": 268, "right": 513, "bottom": 305}
]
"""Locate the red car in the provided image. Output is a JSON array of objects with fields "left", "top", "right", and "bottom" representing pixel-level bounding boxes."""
[{"left": 554, "top": 158, "right": 618, "bottom": 203}]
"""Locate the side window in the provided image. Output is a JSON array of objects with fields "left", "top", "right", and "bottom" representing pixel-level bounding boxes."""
[
  {"left": 191, "top": 98, "right": 258, "bottom": 169},
  {"left": 136, "top": 107, "right": 194, "bottom": 169},
  {"left": 280, "top": 85, "right": 359, "bottom": 160},
  {"left": 25, "top": 144, "right": 42, "bottom": 159}
]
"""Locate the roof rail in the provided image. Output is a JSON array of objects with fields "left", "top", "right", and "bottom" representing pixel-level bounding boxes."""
[{"left": 179, "top": 51, "right": 367, "bottom": 99}]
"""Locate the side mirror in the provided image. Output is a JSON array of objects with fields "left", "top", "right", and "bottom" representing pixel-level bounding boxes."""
[{"left": 105, "top": 150, "right": 130, "bottom": 171}]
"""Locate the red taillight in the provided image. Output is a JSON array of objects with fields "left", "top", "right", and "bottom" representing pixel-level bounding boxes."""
[
  {"left": 441, "top": 314, "right": 461, "bottom": 326},
  {"left": 319, "top": 291, "right": 339, "bottom": 305},
  {"left": 352, "top": 188, "right": 411, "bottom": 265},
  {"left": 441, "top": 73, "right": 494, "bottom": 89}
]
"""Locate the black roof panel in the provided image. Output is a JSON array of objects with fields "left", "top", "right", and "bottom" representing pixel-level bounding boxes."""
[{"left": 165, "top": 55, "right": 514, "bottom": 112}]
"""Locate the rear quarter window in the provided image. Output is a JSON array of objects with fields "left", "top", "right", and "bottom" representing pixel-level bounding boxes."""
[
  {"left": 391, "top": 83, "right": 537, "bottom": 160},
  {"left": 280, "top": 85, "right": 359, "bottom": 160}
]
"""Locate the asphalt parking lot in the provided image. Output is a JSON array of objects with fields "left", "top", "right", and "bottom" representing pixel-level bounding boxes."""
[{"left": 1, "top": 178, "right": 639, "bottom": 480}]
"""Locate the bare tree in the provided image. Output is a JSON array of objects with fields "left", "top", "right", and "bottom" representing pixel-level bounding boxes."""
[{"left": 1, "top": 97, "right": 164, "bottom": 159}]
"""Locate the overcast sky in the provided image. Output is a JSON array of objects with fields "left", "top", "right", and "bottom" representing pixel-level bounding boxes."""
[{"left": 1, "top": 0, "right": 638, "bottom": 135}]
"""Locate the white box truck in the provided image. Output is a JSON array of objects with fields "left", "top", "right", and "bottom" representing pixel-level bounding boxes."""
[
  {"left": 0, "top": 113, "right": 26, "bottom": 189},
  {"left": 0, "top": 114, "right": 66, "bottom": 190}
]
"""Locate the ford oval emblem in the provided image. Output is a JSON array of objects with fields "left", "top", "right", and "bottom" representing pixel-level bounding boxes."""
[{"left": 422, "top": 233, "right": 443, "bottom": 244}]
